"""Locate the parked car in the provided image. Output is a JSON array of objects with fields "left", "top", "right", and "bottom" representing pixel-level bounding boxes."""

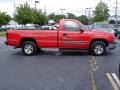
[
  {"left": 113, "top": 24, "right": 120, "bottom": 38},
  {"left": 41, "top": 25, "right": 57, "bottom": 30},
  {"left": 5, "top": 19, "right": 116, "bottom": 56},
  {"left": 91, "top": 22, "right": 115, "bottom": 35},
  {"left": 53, "top": 23, "right": 59, "bottom": 28},
  {"left": 0, "top": 26, "right": 9, "bottom": 31},
  {"left": 84, "top": 25, "right": 92, "bottom": 29}
]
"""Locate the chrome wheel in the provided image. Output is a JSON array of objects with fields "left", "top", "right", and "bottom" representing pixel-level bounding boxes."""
[
  {"left": 22, "top": 41, "right": 37, "bottom": 56},
  {"left": 94, "top": 45, "right": 104, "bottom": 55},
  {"left": 91, "top": 41, "right": 106, "bottom": 56},
  {"left": 24, "top": 44, "right": 34, "bottom": 55}
]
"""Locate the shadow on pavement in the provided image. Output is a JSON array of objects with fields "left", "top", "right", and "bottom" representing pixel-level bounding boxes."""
[{"left": 13, "top": 49, "right": 91, "bottom": 57}]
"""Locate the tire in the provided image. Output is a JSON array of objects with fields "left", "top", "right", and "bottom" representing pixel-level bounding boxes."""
[
  {"left": 22, "top": 41, "right": 37, "bottom": 56},
  {"left": 90, "top": 41, "right": 106, "bottom": 56}
]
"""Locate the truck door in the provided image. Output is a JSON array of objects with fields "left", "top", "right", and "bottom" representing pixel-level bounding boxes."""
[{"left": 59, "top": 20, "right": 88, "bottom": 49}]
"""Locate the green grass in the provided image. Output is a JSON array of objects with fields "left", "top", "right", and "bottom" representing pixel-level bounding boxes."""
[{"left": 0, "top": 31, "right": 5, "bottom": 37}]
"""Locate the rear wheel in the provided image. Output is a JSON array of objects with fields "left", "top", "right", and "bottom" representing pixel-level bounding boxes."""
[
  {"left": 22, "top": 41, "right": 37, "bottom": 56},
  {"left": 90, "top": 41, "right": 106, "bottom": 56}
]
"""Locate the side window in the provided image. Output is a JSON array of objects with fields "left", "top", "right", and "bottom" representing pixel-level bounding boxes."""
[{"left": 64, "top": 21, "right": 81, "bottom": 31}]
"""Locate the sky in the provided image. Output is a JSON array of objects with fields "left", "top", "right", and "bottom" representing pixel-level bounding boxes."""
[{"left": 0, "top": 0, "right": 119, "bottom": 17}]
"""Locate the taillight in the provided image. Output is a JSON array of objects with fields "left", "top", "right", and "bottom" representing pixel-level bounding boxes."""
[{"left": 6, "top": 31, "right": 8, "bottom": 39}]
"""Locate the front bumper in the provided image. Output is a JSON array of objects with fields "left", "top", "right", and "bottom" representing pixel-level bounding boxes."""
[{"left": 108, "top": 42, "right": 117, "bottom": 50}]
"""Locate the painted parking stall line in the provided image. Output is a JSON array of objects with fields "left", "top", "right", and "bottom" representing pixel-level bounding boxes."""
[
  {"left": 106, "top": 73, "right": 120, "bottom": 90},
  {"left": 90, "top": 56, "right": 99, "bottom": 90},
  {"left": 112, "top": 73, "right": 120, "bottom": 88}
]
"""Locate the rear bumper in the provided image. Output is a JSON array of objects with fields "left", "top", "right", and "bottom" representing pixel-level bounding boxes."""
[
  {"left": 108, "top": 42, "right": 117, "bottom": 50},
  {"left": 5, "top": 41, "right": 8, "bottom": 45}
]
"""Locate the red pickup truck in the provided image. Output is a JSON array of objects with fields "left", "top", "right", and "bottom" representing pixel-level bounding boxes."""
[{"left": 5, "top": 19, "right": 116, "bottom": 56}]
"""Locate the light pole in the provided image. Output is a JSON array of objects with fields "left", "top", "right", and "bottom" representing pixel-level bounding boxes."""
[
  {"left": 85, "top": 8, "right": 87, "bottom": 16},
  {"left": 35, "top": 1, "right": 39, "bottom": 10},
  {"left": 115, "top": 0, "right": 118, "bottom": 25},
  {"left": 60, "top": 9, "right": 65, "bottom": 15}
]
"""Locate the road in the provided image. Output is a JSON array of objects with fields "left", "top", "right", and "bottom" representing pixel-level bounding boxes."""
[{"left": 0, "top": 37, "right": 120, "bottom": 90}]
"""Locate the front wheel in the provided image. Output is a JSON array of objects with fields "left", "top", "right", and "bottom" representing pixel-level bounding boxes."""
[
  {"left": 22, "top": 41, "right": 37, "bottom": 56},
  {"left": 90, "top": 41, "right": 106, "bottom": 56}
]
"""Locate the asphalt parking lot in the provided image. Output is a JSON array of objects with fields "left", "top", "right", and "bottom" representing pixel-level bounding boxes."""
[{"left": 0, "top": 37, "right": 120, "bottom": 90}]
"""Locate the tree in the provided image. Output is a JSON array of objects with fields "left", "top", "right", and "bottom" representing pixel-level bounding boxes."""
[
  {"left": 78, "top": 15, "right": 88, "bottom": 25},
  {"left": 31, "top": 9, "right": 47, "bottom": 25},
  {"left": 54, "top": 15, "right": 66, "bottom": 23},
  {"left": 48, "top": 13, "right": 55, "bottom": 20},
  {"left": 66, "top": 13, "right": 77, "bottom": 19},
  {"left": 14, "top": 2, "right": 32, "bottom": 25},
  {"left": 0, "top": 12, "right": 11, "bottom": 26},
  {"left": 93, "top": 2, "right": 109, "bottom": 22},
  {"left": 14, "top": 2, "right": 47, "bottom": 25}
]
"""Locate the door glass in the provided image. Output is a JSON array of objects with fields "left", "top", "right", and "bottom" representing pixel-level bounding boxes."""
[{"left": 64, "top": 21, "right": 81, "bottom": 31}]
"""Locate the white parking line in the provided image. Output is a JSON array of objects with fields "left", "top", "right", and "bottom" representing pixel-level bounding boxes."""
[
  {"left": 112, "top": 73, "right": 120, "bottom": 88},
  {"left": 106, "top": 73, "right": 120, "bottom": 90}
]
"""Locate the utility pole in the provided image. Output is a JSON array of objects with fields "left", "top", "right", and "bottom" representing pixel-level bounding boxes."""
[
  {"left": 86, "top": 8, "right": 92, "bottom": 24},
  {"left": 114, "top": 0, "right": 120, "bottom": 24},
  {"left": 86, "top": 8, "right": 92, "bottom": 18},
  {"left": 44, "top": 6, "right": 47, "bottom": 25},
  {"left": 60, "top": 9, "right": 65, "bottom": 15},
  {"left": 85, "top": 9, "right": 87, "bottom": 16},
  {"left": 44, "top": 6, "right": 46, "bottom": 17},
  {"left": 115, "top": 0, "right": 118, "bottom": 24}
]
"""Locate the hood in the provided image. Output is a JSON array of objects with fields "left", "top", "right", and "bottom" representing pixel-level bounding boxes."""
[
  {"left": 90, "top": 29, "right": 113, "bottom": 35},
  {"left": 92, "top": 28, "right": 115, "bottom": 34}
]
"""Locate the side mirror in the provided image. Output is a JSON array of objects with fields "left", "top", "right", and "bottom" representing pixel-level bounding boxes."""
[{"left": 80, "top": 28, "right": 84, "bottom": 32}]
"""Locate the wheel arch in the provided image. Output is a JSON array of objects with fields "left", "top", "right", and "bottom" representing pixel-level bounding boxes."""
[
  {"left": 20, "top": 38, "right": 38, "bottom": 47},
  {"left": 89, "top": 38, "right": 109, "bottom": 49}
]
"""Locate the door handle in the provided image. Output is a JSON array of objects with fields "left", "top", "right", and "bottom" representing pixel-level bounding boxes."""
[{"left": 63, "top": 33, "right": 67, "bottom": 36}]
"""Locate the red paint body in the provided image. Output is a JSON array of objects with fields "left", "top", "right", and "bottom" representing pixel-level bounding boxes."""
[{"left": 6, "top": 19, "right": 115, "bottom": 50}]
